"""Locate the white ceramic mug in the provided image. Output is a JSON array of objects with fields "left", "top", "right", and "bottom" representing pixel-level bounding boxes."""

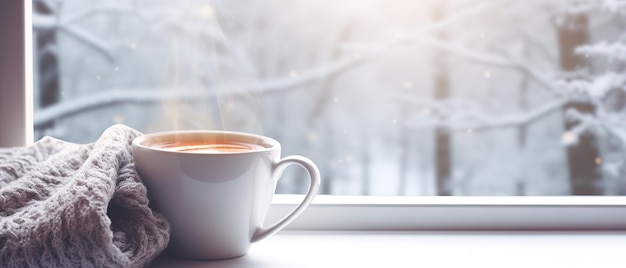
[{"left": 132, "top": 130, "right": 320, "bottom": 260}]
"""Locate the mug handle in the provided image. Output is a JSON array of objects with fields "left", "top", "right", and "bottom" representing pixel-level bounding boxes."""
[{"left": 251, "top": 155, "right": 321, "bottom": 243}]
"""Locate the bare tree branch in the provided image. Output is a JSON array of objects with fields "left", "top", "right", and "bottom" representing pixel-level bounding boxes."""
[
  {"left": 60, "top": 25, "right": 116, "bottom": 62},
  {"left": 418, "top": 36, "right": 561, "bottom": 95},
  {"left": 338, "top": 0, "right": 563, "bottom": 96},
  {"left": 32, "top": 13, "right": 57, "bottom": 29},
  {"left": 418, "top": 0, "right": 507, "bottom": 34},
  {"left": 344, "top": 33, "right": 562, "bottom": 96},
  {"left": 33, "top": 6, "right": 146, "bottom": 29},
  {"left": 63, "top": 6, "right": 144, "bottom": 24},
  {"left": 34, "top": 56, "right": 362, "bottom": 126},
  {"left": 33, "top": 13, "right": 116, "bottom": 62},
  {"left": 32, "top": 5, "right": 149, "bottom": 63}
]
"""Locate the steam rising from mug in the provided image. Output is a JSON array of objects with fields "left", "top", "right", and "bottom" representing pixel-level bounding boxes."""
[{"left": 145, "top": 3, "right": 262, "bottom": 136}]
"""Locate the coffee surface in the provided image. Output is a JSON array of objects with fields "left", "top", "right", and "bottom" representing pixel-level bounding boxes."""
[{"left": 153, "top": 141, "right": 265, "bottom": 153}]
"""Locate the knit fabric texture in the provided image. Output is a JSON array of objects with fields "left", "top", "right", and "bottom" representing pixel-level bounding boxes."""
[{"left": 0, "top": 124, "right": 170, "bottom": 267}]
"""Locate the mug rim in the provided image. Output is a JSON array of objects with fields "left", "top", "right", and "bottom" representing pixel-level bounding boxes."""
[{"left": 132, "top": 130, "right": 279, "bottom": 155}]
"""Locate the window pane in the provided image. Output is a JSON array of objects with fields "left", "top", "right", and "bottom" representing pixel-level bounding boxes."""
[{"left": 32, "top": 0, "right": 626, "bottom": 196}]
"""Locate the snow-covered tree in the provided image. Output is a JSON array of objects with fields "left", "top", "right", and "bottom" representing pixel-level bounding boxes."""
[{"left": 559, "top": 0, "right": 626, "bottom": 194}]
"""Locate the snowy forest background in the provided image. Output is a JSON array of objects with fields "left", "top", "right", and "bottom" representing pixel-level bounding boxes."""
[{"left": 32, "top": 0, "right": 626, "bottom": 196}]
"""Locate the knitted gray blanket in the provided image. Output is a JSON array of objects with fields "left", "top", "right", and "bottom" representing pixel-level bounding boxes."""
[{"left": 0, "top": 124, "right": 170, "bottom": 267}]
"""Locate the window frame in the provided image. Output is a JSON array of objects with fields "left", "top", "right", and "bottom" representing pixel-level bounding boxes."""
[
  {"left": 0, "top": 0, "right": 33, "bottom": 147},
  {"left": 3, "top": 0, "right": 626, "bottom": 231}
]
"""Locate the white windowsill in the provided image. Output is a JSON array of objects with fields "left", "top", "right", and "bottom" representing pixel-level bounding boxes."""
[
  {"left": 268, "top": 195, "right": 626, "bottom": 230},
  {"left": 151, "top": 230, "right": 626, "bottom": 268}
]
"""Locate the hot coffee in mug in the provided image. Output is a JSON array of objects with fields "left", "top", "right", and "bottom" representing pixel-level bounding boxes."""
[
  {"left": 152, "top": 140, "right": 265, "bottom": 153},
  {"left": 132, "top": 130, "right": 320, "bottom": 260}
]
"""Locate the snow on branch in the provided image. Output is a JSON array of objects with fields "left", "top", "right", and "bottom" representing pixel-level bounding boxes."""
[
  {"left": 35, "top": 89, "right": 206, "bottom": 126},
  {"left": 34, "top": 56, "right": 362, "bottom": 126},
  {"left": 560, "top": 72, "right": 626, "bottom": 98},
  {"left": 404, "top": 98, "right": 567, "bottom": 132},
  {"left": 459, "top": 98, "right": 567, "bottom": 131},
  {"left": 563, "top": 0, "right": 626, "bottom": 15},
  {"left": 244, "top": 57, "right": 360, "bottom": 94},
  {"left": 576, "top": 41, "right": 626, "bottom": 61}
]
